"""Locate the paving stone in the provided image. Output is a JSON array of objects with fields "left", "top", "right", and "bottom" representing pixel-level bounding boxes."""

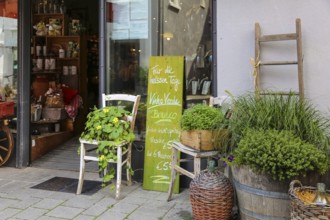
[
  {"left": 163, "top": 208, "right": 194, "bottom": 220},
  {"left": 32, "top": 198, "right": 64, "bottom": 210},
  {"left": 0, "top": 197, "right": 19, "bottom": 211},
  {"left": 37, "top": 216, "right": 66, "bottom": 220},
  {"left": 108, "top": 202, "right": 139, "bottom": 214},
  {"left": 143, "top": 199, "right": 175, "bottom": 211},
  {"left": 94, "top": 197, "right": 117, "bottom": 208},
  {"left": 46, "top": 206, "right": 84, "bottom": 219},
  {"left": 82, "top": 203, "right": 108, "bottom": 216},
  {"left": 126, "top": 206, "right": 168, "bottom": 220},
  {"left": 63, "top": 196, "right": 99, "bottom": 209},
  {"left": 0, "top": 207, "right": 22, "bottom": 219},
  {"left": 73, "top": 214, "right": 96, "bottom": 220},
  {"left": 9, "top": 197, "right": 42, "bottom": 209},
  {"left": 46, "top": 191, "right": 76, "bottom": 200},
  {"left": 13, "top": 207, "right": 48, "bottom": 220},
  {"left": 96, "top": 210, "right": 128, "bottom": 220}
]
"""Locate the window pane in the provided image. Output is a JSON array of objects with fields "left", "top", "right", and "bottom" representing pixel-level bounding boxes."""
[{"left": 106, "top": 0, "right": 156, "bottom": 140}]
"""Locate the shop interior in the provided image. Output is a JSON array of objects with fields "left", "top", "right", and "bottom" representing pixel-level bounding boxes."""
[{"left": 30, "top": 0, "right": 100, "bottom": 161}]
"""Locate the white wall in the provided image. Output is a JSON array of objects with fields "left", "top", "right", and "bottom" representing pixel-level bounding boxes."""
[{"left": 216, "top": 0, "right": 330, "bottom": 112}]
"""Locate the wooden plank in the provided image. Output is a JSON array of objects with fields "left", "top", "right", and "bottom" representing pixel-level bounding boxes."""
[
  {"left": 259, "top": 33, "right": 297, "bottom": 42},
  {"left": 260, "top": 61, "right": 298, "bottom": 65},
  {"left": 255, "top": 23, "right": 261, "bottom": 93},
  {"left": 296, "top": 18, "right": 304, "bottom": 98}
]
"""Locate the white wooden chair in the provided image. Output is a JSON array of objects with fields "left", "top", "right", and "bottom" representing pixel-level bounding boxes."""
[{"left": 76, "top": 94, "right": 141, "bottom": 199}]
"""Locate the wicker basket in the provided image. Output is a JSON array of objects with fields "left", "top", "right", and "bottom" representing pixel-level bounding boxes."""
[
  {"left": 190, "top": 168, "right": 234, "bottom": 220},
  {"left": 289, "top": 180, "right": 330, "bottom": 219}
]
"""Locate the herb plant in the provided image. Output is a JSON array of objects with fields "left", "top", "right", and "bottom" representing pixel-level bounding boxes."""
[
  {"left": 234, "top": 128, "right": 328, "bottom": 180},
  {"left": 181, "top": 104, "right": 225, "bottom": 130},
  {"left": 80, "top": 106, "right": 135, "bottom": 183},
  {"left": 229, "top": 92, "right": 330, "bottom": 153}
]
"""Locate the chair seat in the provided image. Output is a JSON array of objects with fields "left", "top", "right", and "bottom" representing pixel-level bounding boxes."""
[
  {"left": 80, "top": 138, "right": 128, "bottom": 148},
  {"left": 79, "top": 139, "right": 130, "bottom": 163}
]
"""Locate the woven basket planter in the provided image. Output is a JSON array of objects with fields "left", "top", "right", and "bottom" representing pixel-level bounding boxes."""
[
  {"left": 289, "top": 180, "right": 330, "bottom": 219},
  {"left": 190, "top": 169, "right": 233, "bottom": 220}
]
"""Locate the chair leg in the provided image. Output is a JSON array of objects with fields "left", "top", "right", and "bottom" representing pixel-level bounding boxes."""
[
  {"left": 126, "top": 144, "right": 132, "bottom": 186},
  {"left": 167, "top": 147, "right": 178, "bottom": 201},
  {"left": 77, "top": 143, "right": 86, "bottom": 194},
  {"left": 115, "top": 146, "right": 122, "bottom": 199}
]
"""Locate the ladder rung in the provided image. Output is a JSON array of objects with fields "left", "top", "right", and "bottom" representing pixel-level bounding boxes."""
[
  {"left": 259, "top": 33, "right": 297, "bottom": 42},
  {"left": 260, "top": 61, "right": 298, "bottom": 65},
  {"left": 259, "top": 91, "right": 299, "bottom": 96}
]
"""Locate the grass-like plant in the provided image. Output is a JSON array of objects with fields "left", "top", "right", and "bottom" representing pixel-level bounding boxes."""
[
  {"left": 234, "top": 128, "right": 328, "bottom": 180},
  {"left": 229, "top": 92, "right": 330, "bottom": 153}
]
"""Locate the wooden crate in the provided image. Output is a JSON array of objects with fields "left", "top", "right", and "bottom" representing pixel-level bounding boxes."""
[
  {"left": 180, "top": 129, "right": 229, "bottom": 151},
  {"left": 180, "top": 130, "right": 216, "bottom": 151}
]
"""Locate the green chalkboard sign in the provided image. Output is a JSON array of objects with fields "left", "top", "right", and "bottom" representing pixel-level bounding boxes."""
[{"left": 143, "top": 56, "right": 184, "bottom": 192}]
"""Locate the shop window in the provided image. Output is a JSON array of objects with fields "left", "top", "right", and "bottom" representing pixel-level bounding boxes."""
[{"left": 106, "top": 0, "right": 213, "bottom": 140}]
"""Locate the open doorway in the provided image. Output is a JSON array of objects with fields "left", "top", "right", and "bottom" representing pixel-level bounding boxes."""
[{"left": 30, "top": 0, "right": 99, "bottom": 165}]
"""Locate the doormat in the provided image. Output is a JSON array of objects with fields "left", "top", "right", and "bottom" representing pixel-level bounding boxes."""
[{"left": 31, "top": 177, "right": 107, "bottom": 195}]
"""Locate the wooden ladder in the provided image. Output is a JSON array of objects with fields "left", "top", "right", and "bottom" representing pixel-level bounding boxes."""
[{"left": 255, "top": 18, "right": 304, "bottom": 98}]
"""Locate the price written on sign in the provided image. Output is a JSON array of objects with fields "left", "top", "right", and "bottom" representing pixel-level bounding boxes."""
[{"left": 143, "top": 56, "right": 184, "bottom": 193}]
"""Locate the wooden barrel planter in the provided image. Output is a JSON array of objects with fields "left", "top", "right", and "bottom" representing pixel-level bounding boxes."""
[{"left": 231, "top": 165, "right": 291, "bottom": 220}]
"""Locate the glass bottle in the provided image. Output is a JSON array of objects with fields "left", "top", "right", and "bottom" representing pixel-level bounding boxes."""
[
  {"left": 313, "top": 183, "right": 329, "bottom": 205},
  {"left": 59, "top": 0, "right": 66, "bottom": 14},
  {"left": 53, "top": 0, "right": 59, "bottom": 14},
  {"left": 37, "top": 0, "right": 44, "bottom": 14},
  {"left": 43, "top": 0, "right": 48, "bottom": 14},
  {"left": 48, "top": 0, "right": 53, "bottom": 14},
  {"left": 36, "top": 55, "right": 44, "bottom": 70}
]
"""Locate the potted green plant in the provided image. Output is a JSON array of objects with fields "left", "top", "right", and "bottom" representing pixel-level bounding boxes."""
[
  {"left": 80, "top": 106, "right": 135, "bottom": 184},
  {"left": 180, "top": 104, "right": 228, "bottom": 151},
  {"left": 226, "top": 91, "right": 330, "bottom": 219}
]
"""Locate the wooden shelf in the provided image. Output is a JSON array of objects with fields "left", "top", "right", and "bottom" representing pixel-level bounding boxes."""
[{"left": 31, "top": 131, "right": 73, "bottom": 161}]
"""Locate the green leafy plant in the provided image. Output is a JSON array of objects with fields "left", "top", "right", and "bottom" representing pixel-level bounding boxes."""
[
  {"left": 80, "top": 106, "right": 135, "bottom": 183},
  {"left": 229, "top": 92, "right": 330, "bottom": 153},
  {"left": 181, "top": 104, "right": 225, "bottom": 130},
  {"left": 234, "top": 128, "right": 328, "bottom": 180},
  {"left": 225, "top": 91, "right": 330, "bottom": 180}
]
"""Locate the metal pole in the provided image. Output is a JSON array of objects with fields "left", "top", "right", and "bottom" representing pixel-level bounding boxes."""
[
  {"left": 99, "top": 0, "right": 106, "bottom": 108},
  {"left": 17, "top": 0, "right": 31, "bottom": 167}
]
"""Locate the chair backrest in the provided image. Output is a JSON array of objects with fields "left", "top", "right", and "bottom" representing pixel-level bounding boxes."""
[{"left": 102, "top": 94, "right": 141, "bottom": 130}]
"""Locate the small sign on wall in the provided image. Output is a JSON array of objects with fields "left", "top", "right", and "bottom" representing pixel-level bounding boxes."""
[{"left": 143, "top": 56, "right": 184, "bottom": 193}]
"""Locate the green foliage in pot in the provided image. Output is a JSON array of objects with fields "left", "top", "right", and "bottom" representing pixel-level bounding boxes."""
[
  {"left": 80, "top": 106, "right": 135, "bottom": 183},
  {"left": 229, "top": 92, "right": 330, "bottom": 153},
  {"left": 225, "top": 91, "right": 330, "bottom": 179},
  {"left": 234, "top": 128, "right": 328, "bottom": 180},
  {"left": 181, "top": 104, "right": 225, "bottom": 130}
]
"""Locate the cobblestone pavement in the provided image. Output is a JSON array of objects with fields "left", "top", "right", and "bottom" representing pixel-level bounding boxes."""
[{"left": 0, "top": 166, "right": 193, "bottom": 220}]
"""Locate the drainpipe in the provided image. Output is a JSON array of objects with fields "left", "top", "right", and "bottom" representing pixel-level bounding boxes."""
[
  {"left": 99, "top": 0, "right": 106, "bottom": 108},
  {"left": 211, "top": 0, "right": 217, "bottom": 97}
]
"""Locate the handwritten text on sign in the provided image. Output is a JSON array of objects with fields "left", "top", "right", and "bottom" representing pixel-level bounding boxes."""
[{"left": 143, "top": 56, "right": 184, "bottom": 192}]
